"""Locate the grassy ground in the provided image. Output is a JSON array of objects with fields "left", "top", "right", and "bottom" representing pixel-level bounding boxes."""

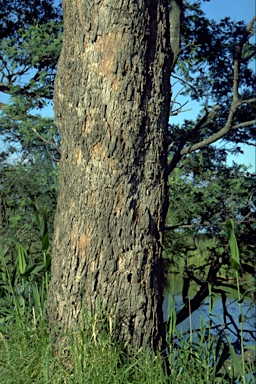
[{"left": 0, "top": 308, "right": 255, "bottom": 384}]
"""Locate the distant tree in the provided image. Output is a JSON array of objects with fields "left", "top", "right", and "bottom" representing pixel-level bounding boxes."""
[
  {"left": 0, "top": 0, "right": 62, "bottom": 162},
  {"left": 0, "top": 0, "right": 62, "bottom": 262}
]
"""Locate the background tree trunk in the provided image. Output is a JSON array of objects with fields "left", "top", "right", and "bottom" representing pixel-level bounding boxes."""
[{"left": 49, "top": 0, "right": 171, "bottom": 352}]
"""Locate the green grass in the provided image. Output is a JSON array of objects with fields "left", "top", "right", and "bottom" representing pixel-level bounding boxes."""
[
  {"left": 0, "top": 315, "right": 169, "bottom": 384},
  {"left": 0, "top": 306, "right": 255, "bottom": 384}
]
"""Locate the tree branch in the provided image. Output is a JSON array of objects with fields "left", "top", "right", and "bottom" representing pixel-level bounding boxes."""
[
  {"left": 32, "top": 127, "right": 61, "bottom": 155},
  {"left": 171, "top": 73, "right": 199, "bottom": 104},
  {"left": 167, "top": 105, "right": 219, "bottom": 174},
  {"left": 169, "top": 0, "right": 183, "bottom": 69},
  {"left": 240, "top": 97, "right": 256, "bottom": 105},
  {"left": 176, "top": 258, "right": 222, "bottom": 325},
  {"left": 165, "top": 214, "right": 253, "bottom": 231},
  {"left": 179, "top": 106, "right": 237, "bottom": 156},
  {"left": 231, "top": 119, "right": 256, "bottom": 129},
  {"left": 167, "top": 18, "right": 256, "bottom": 176},
  {"left": 0, "top": 101, "right": 7, "bottom": 110},
  {"left": 0, "top": 82, "right": 10, "bottom": 93},
  {"left": 246, "top": 16, "right": 256, "bottom": 34}
]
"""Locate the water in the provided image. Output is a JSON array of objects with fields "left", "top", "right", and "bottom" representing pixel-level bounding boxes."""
[{"left": 163, "top": 274, "right": 256, "bottom": 347}]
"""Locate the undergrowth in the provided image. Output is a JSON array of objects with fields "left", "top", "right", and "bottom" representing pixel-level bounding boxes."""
[{"left": 0, "top": 210, "right": 255, "bottom": 383}]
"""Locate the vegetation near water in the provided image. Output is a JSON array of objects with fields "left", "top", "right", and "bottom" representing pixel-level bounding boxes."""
[
  {"left": 0, "top": 209, "right": 255, "bottom": 383},
  {"left": 0, "top": 287, "right": 255, "bottom": 383}
]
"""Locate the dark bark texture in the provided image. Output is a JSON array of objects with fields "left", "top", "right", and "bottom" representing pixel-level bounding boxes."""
[{"left": 49, "top": 0, "right": 171, "bottom": 352}]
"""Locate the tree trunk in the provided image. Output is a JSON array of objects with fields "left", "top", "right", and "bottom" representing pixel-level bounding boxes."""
[{"left": 49, "top": 0, "right": 171, "bottom": 352}]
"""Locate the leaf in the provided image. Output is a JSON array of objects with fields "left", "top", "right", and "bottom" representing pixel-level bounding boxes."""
[
  {"left": 224, "top": 219, "right": 240, "bottom": 271},
  {"left": 32, "top": 284, "right": 41, "bottom": 310},
  {"left": 25, "top": 263, "right": 46, "bottom": 276},
  {"left": 244, "top": 344, "right": 256, "bottom": 352},
  {"left": 44, "top": 252, "right": 51, "bottom": 270},
  {"left": 18, "top": 243, "right": 27, "bottom": 275},
  {"left": 42, "top": 233, "right": 49, "bottom": 251},
  {"left": 238, "top": 313, "right": 247, "bottom": 323},
  {"left": 225, "top": 334, "right": 244, "bottom": 377}
]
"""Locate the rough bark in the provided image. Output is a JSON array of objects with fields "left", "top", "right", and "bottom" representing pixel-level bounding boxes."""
[{"left": 49, "top": 0, "right": 171, "bottom": 352}]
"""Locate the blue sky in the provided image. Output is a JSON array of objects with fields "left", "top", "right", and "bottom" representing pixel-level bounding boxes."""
[
  {"left": 201, "top": 0, "right": 255, "bottom": 23},
  {"left": 172, "top": 0, "right": 256, "bottom": 172}
]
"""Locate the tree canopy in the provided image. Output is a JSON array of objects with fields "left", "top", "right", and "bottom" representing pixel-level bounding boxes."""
[
  {"left": 0, "top": 0, "right": 62, "bottom": 162},
  {"left": 0, "top": 0, "right": 62, "bottom": 261}
]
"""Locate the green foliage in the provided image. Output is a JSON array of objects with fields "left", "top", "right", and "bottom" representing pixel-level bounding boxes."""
[
  {"left": 225, "top": 219, "right": 240, "bottom": 271},
  {"left": 167, "top": 157, "right": 254, "bottom": 229},
  {"left": 0, "top": 1, "right": 61, "bottom": 37},
  {"left": 0, "top": 156, "right": 58, "bottom": 259},
  {"left": 224, "top": 218, "right": 251, "bottom": 384},
  {"left": 165, "top": 160, "right": 255, "bottom": 278},
  {"left": 0, "top": 3, "right": 61, "bottom": 278},
  {"left": 170, "top": 0, "right": 255, "bottom": 159},
  {"left": 0, "top": 204, "right": 50, "bottom": 328},
  {"left": 164, "top": 156, "right": 255, "bottom": 340},
  {"left": 166, "top": 287, "right": 255, "bottom": 383},
  {"left": 0, "top": 1, "right": 62, "bottom": 163}
]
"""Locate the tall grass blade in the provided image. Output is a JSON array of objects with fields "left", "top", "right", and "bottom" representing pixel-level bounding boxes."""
[
  {"left": 225, "top": 333, "right": 244, "bottom": 377},
  {"left": 224, "top": 219, "right": 240, "bottom": 271},
  {"left": 17, "top": 243, "right": 27, "bottom": 275}
]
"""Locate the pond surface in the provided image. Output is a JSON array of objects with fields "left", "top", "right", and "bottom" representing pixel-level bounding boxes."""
[{"left": 163, "top": 274, "right": 256, "bottom": 347}]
